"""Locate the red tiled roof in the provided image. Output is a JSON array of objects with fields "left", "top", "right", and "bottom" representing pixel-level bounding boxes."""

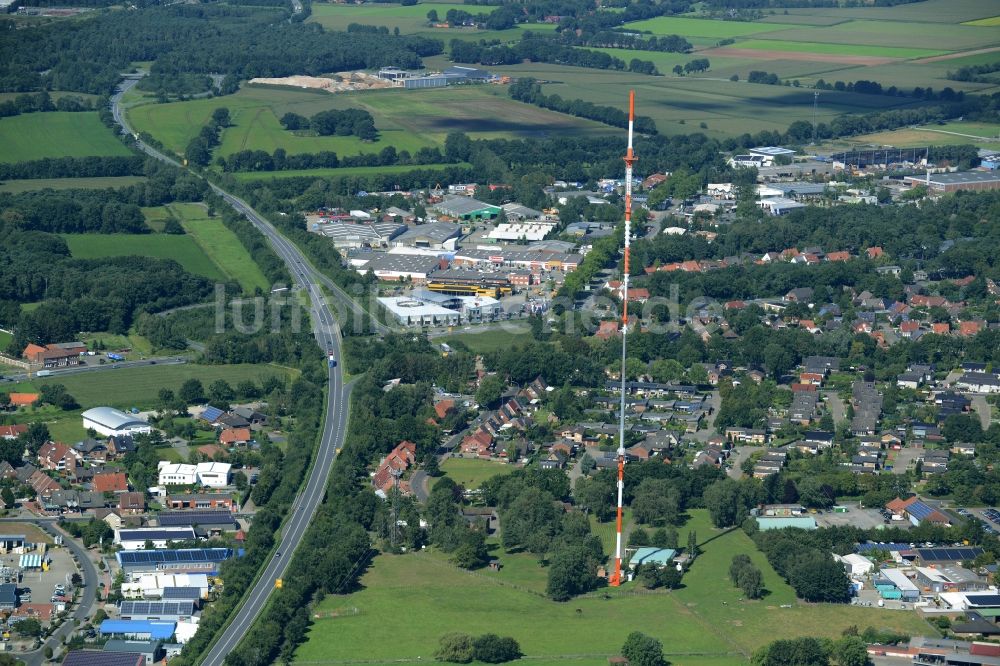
[
  {"left": 219, "top": 428, "right": 252, "bottom": 444},
  {"left": 9, "top": 393, "right": 39, "bottom": 407},
  {"left": 434, "top": 400, "right": 455, "bottom": 420},
  {"left": 0, "top": 425, "right": 27, "bottom": 439},
  {"left": 92, "top": 472, "right": 128, "bottom": 493}
]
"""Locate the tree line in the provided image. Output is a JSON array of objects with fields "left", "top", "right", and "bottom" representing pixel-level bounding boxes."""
[
  {"left": 450, "top": 33, "right": 659, "bottom": 75},
  {"left": 948, "top": 60, "right": 1000, "bottom": 83},
  {"left": 0, "top": 155, "right": 146, "bottom": 181},
  {"left": 185, "top": 108, "right": 230, "bottom": 168},
  {"left": 0, "top": 91, "right": 96, "bottom": 119},
  {"left": 280, "top": 108, "right": 377, "bottom": 141},
  {"left": 509, "top": 78, "right": 659, "bottom": 134}
]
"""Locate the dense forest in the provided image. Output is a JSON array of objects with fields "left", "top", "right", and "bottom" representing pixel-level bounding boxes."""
[
  {"left": 0, "top": 5, "right": 442, "bottom": 95},
  {"left": 449, "top": 33, "right": 659, "bottom": 75}
]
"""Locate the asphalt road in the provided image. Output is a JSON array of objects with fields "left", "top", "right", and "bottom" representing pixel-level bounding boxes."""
[
  {"left": 111, "top": 77, "right": 354, "bottom": 666},
  {"left": 3, "top": 357, "right": 186, "bottom": 382},
  {"left": 0, "top": 518, "right": 100, "bottom": 666}
]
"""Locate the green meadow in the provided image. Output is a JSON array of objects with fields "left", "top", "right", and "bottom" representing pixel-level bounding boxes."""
[
  {"left": 293, "top": 509, "right": 932, "bottom": 665},
  {"left": 439, "top": 457, "right": 515, "bottom": 489},
  {"left": 0, "top": 176, "right": 146, "bottom": 193},
  {"left": 61, "top": 232, "right": 227, "bottom": 282},
  {"left": 0, "top": 112, "right": 132, "bottom": 162},
  {"left": 169, "top": 203, "right": 271, "bottom": 293}
]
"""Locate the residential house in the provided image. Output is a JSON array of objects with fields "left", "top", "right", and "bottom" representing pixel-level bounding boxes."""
[
  {"left": 118, "top": 492, "right": 146, "bottom": 514},
  {"left": 372, "top": 441, "right": 417, "bottom": 496},
  {"left": 166, "top": 493, "right": 235, "bottom": 511},
  {"left": 0, "top": 425, "right": 26, "bottom": 440},
  {"left": 92, "top": 472, "right": 129, "bottom": 494},
  {"left": 37, "top": 441, "right": 81, "bottom": 472},
  {"left": 219, "top": 428, "right": 252, "bottom": 447}
]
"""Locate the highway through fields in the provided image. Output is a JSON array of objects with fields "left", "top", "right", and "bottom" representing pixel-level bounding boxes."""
[{"left": 112, "top": 76, "right": 357, "bottom": 666}]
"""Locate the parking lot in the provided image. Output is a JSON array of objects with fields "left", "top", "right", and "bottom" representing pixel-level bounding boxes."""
[
  {"left": 963, "top": 507, "right": 1000, "bottom": 536},
  {"left": 816, "top": 503, "right": 906, "bottom": 530}
]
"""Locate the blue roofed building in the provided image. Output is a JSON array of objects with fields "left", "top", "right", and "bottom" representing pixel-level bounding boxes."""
[
  {"left": 755, "top": 516, "right": 817, "bottom": 531},
  {"left": 100, "top": 619, "right": 176, "bottom": 641},
  {"left": 628, "top": 547, "right": 677, "bottom": 569}
]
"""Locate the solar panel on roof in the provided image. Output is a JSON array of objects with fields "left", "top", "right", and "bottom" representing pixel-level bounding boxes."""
[
  {"left": 201, "top": 406, "right": 224, "bottom": 422},
  {"left": 118, "top": 548, "right": 232, "bottom": 565},
  {"left": 163, "top": 587, "right": 201, "bottom": 600},
  {"left": 120, "top": 600, "right": 194, "bottom": 617},
  {"left": 967, "top": 594, "right": 1000, "bottom": 607},
  {"left": 917, "top": 547, "right": 983, "bottom": 562},
  {"left": 907, "top": 501, "right": 935, "bottom": 521},
  {"left": 159, "top": 511, "right": 236, "bottom": 526},
  {"left": 63, "top": 652, "right": 143, "bottom": 666}
]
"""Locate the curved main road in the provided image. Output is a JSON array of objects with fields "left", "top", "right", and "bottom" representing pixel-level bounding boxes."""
[{"left": 112, "top": 78, "right": 354, "bottom": 666}]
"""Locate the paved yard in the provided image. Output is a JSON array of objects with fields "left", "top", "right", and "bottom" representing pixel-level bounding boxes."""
[{"left": 816, "top": 503, "right": 897, "bottom": 530}]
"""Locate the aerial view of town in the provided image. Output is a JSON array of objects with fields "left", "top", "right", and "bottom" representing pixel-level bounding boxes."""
[{"left": 2, "top": 0, "right": 1000, "bottom": 664}]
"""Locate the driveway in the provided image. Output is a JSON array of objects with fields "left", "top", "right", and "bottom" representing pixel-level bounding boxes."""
[
  {"left": 889, "top": 446, "right": 921, "bottom": 475},
  {"left": 726, "top": 446, "right": 756, "bottom": 480},
  {"left": 822, "top": 390, "right": 847, "bottom": 425},
  {"left": 972, "top": 395, "right": 993, "bottom": 430}
]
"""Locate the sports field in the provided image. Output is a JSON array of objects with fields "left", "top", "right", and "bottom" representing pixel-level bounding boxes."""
[
  {"left": 230, "top": 162, "right": 464, "bottom": 182},
  {"left": 439, "top": 457, "right": 515, "bottom": 489},
  {"left": 169, "top": 203, "right": 271, "bottom": 293},
  {"left": 129, "top": 85, "right": 613, "bottom": 159},
  {"left": 0, "top": 112, "right": 132, "bottom": 163},
  {"left": 294, "top": 509, "right": 931, "bottom": 665},
  {"left": 9, "top": 363, "right": 296, "bottom": 410},
  {"left": 62, "top": 232, "right": 227, "bottom": 282},
  {"left": 0, "top": 176, "right": 146, "bottom": 193}
]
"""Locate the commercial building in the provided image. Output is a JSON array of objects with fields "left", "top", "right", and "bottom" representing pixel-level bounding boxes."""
[
  {"left": 103, "top": 640, "right": 163, "bottom": 665},
  {"left": 378, "top": 296, "right": 460, "bottom": 328},
  {"left": 312, "top": 220, "right": 406, "bottom": 249},
  {"left": 403, "top": 75, "right": 448, "bottom": 89},
  {"left": 81, "top": 408, "right": 152, "bottom": 437},
  {"left": 63, "top": 652, "right": 147, "bottom": 666},
  {"left": 433, "top": 196, "right": 501, "bottom": 221},
  {"left": 450, "top": 248, "right": 582, "bottom": 272},
  {"left": 392, "top": 221, "right": 462, "bottom": 249},
  {"left": 158, "top": 510, "right": 238, "bottom": 534},
  {"left": 758, "top": 197, "right": 806, "bottom": 216},
  {"left": 119, "top": 600, "right": 196, "bottom": 622},
  {"left": 486, "top": 223, "right": 555, "bottom": 241},
  {"left": 443, "top": 65, "right": 494, "bottom": 82},
  {"left": 904, "top": 171, "right": 1000, "bottom": 193},
  {"left": 115, "top": 527, "right": 196, "bottom": 550},
  {"left": 875, "top": 568, "right": 920, "bottom": 601},
  {"left": 356, "top": 253, "right": 443, "bottom": 282},
  {"left": 116, "top": 548, "right": 232, "bottom": 576},
  {"left": 121, "top": 573, "right": 210, "bottom": 600},
  {"left": 100, "top": 620, "right": 176, "bottom": 641}
]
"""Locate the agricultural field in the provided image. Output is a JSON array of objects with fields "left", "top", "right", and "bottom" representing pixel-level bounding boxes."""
[
  {"left": 0, "top": 176, "right": 146, "bottom": 193},
  {"left": 965, "top": 16, "right": 1000, "bottom": 27},
  {"left": 128, "top": 84, "right": 612, "bottom": 161},
  {"left": 0, "top": 112, "right": 132, "bottom": 163},
  {"left": 294, "top": 509, "right": 932, "bottom": 665},
  {"left": 486, "top": 61, "right": 925, "bottom": 137},
  {"left": 61, "top": 232, "right": 227, "bottom": 283},
  {"left": 8, "top": 362, "right": 296, "bottom": 410},
  {"left": 231, "top": 162, "right": 464, "bottom": 183},
  {"left": 169, "top": 203, "right": 271, "bottom": 293},
  {"left": 839, "top": 126, "right": 1000, "bottom": 151},
  {"left": 439, "top": 457, "right": 515, "bottom": 489},
  {"left": 776, "top": 0, "right": 1000, "bottom": 23},
  {"left": 722, "top": 39, "right": 946, "bottom": 60},
  {"left": 624, "top": 16, "right": 794, "bottom": 39}
]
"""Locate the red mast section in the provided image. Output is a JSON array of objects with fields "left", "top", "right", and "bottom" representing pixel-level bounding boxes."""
[{"left": 609, "top": 90, "right": 636, "bottom": 588}]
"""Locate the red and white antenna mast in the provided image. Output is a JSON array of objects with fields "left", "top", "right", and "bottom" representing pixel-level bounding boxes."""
[{"left": 610, "top": 90, "right": 637, "bottom": 588}]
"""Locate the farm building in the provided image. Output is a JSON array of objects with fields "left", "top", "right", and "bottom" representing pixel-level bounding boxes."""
[
  {"left": 903, "top": 172, "right": 1000, "bottom": 193},
  {"left": 81, "top": 407, "right": 152, "bottom": 437}
]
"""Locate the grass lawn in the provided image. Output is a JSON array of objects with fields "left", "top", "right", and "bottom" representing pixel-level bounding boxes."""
[
  {"left": 0, "top": 176, "right": 146, "bottom": 193},
  {"left": 230, "top": 162, "right": 466, "bottom": 182},
  {"left": 964, "top": 16, "right": 1000, "bottom": 26},
  {"left": 295, "top": 510, "right": 933, "bottom": 665},
  {"left": 440, "top": 457, "right": 515, "bottom": 489},
  {"left": 142, "top": 206, "right": 172, "bottom": 232},
  {"left": 623, "top": 16, "right": 795, "bottom": 39},
  {"left": 168, "top": 203, "right": 270, "bottom": 293},
  {"left": 439, "top": 324, "right": 533, "bottom": 354},
  {"left": 589, "top": 509, "right": 632, "bottom": 557},
  {"left": 61, "top": 232, "right": 227, "bottom": 282},
  {"left": 8, "top": 362, "right": 296, "bottom": 410},
  {"left": 845, "top": 127, "right": 1000, "bottom": 151},
  {"left": 0, "top": 112, "right": 132, "bottom": 163},
  {"left": 0, "top": 331, "right": 12, "bottom": 351}
]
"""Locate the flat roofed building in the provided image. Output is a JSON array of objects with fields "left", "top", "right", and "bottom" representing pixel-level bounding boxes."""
[
  {"left": 115, "top": 527, "right": 196, "bottom": 550},
  {"left": 378, "top": 297, "right": 460, "bottom": 328},
  {"left": 356, "top": 254, "right": 442, "bottom": 282},
  {"left": 904, "top": 172, "right": 1000, "bottom": 193},
  {"left": 103, "top": 640, "right": 162, "bottom": 665},
  {"left": 393, "top": 221, "right": 462, "bottom": 249},
  {"left": 63, "top": 651, "right": 146, "bottom": 666}
]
